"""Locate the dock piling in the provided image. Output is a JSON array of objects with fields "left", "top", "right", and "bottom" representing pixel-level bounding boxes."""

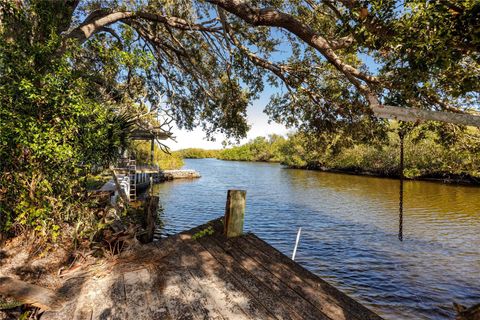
[
  {"left": 224, "top": 190, "right": 246, "bottom": 238},
  {"left": 143, "top": 195, "right": 159, "bottom": 242}
]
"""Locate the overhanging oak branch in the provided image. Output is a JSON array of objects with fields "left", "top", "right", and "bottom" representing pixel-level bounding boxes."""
[
  {"left": 206, "top": 0, "right": 379, "bottom": 86},
  {"left": 66, "top": 10, "right": 221, "bottom": 44},
  {"left": 209, "top": 0, "right": 480, "bottom": 128},
  {"left": 371, "top": 105, "right": 480, "bottom": 127}
]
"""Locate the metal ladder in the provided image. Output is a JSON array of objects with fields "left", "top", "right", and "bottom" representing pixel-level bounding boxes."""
[{"left": 128, "top": 159, "right": 137, "bottom": 201}]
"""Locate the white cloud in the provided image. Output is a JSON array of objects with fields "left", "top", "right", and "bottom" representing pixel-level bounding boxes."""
[{"left": 166, "top": 98, "right": 288, "bottom": 151}]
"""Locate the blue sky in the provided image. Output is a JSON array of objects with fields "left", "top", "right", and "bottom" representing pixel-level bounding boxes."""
[{"left": 169, "top": 89, "right": 290, "bottom": 150}]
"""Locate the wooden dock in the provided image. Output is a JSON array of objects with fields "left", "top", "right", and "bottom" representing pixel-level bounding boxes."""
[
  {"left": 39, "top": 217, "right": 382, "bottom": 320},
  {"left": 1, "top": 190, "right": 382, "bottom": 319},
  {"left": 159, "top": 169, "right": 201, "bottom": 181},
  {"left": 100, "top": 166, "right": 201, "bottom": 204}
]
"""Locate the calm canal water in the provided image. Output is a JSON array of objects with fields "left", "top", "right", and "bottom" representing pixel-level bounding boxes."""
[{"left": 154, "top": 158, "right": 480, "bottom": 319}]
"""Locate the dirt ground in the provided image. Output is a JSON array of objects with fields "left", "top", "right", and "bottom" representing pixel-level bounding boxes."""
[
  {"left": 0, "top": 225, "right": 143, "bottom": 320},
  {"left": 0, "top": 235, "right": 75, "bottom": 319}
]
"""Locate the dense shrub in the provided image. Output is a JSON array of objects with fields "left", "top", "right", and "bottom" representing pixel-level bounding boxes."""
[
  {"left": 132, "top": 142, "right": 184, "bottom": 170},
  {"left": 282, "top": 127, "right": 480, "bottom": 180},
  {"left": 217, "top": 135, "right": 286, "bottom": 162},
  {"left": 0, "top": 2, "right": 132, "bottom": 238}
]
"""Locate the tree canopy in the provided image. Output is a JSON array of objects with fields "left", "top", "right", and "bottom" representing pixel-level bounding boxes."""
[
  {"left": 70, "top": 0, "right": 480, "bottom": 128},
  {"left": 5, "top": 0, "right": 479, "bottom": 137}
]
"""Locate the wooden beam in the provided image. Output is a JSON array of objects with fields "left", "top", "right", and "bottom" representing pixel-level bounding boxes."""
[
  {"left": 0, "top": 277, "right": 63, "bottom": 311},
  {"left": 371, "top": 104, "right": 480, "bottom": 127},
  {"left": 224, "top": 190, "right": 246, "bottom": 238},
  {"left": 130, "top": 129, "right": 171, "bottom": 141}
]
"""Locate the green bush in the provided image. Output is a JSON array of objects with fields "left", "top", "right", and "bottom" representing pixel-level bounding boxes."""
[
  {"left": 131, "top": 142, "right": 184, "bottom": 170},
  {"left": 0, "top": 3, "right": 132, "bottom": 238},
  {"left": 217, "top": 135, "right": 287, "bottom": 162},
  {"left": 286, "top": 126, "right": 480, "bottom": 180}
]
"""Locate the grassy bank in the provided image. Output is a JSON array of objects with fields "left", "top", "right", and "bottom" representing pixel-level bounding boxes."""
[{"left": 175, "top": 128, "right": 480, "bottom": 184}]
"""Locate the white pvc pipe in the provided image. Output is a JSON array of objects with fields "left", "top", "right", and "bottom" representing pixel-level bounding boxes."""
[{"left": 292, "top": 227, "right": 302, "bottom": 261}]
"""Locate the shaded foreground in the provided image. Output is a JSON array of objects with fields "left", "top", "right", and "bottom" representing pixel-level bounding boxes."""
[{"left": 32, "top": 219, "right": 382, "bottom": 319}]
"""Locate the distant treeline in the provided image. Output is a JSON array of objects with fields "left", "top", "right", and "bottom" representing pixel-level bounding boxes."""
[
  {"left": 175, "top": 135, "right": 286, "bottom": 162},
  {"left": 175, "top": 126, "right": 480, "bottom": 183},
  {"left": 175, "top": 148, "right": 220, "bottom": 159}
]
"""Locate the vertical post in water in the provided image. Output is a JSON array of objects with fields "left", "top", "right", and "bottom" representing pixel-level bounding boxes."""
[
  {"left": 292, "top": 227, "right": 302, "bottom": 260},
  {"left": 224, "top": 190, "right": 246, "bottom": 238},
  {"left": 398, "top": 131, "right": 404, "bottom": 242}
]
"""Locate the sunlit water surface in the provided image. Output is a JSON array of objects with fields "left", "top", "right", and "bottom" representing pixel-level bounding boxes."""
[{"left": 153, "top": 159, "right": 480, "bottom": 319}]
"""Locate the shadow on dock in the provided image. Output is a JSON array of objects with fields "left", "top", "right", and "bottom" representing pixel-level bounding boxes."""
[{"left": 40, "top": 218, "right": 382, "bottom": 320}]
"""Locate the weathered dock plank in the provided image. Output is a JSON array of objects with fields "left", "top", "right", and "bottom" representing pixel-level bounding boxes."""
[
  {"left": 160, "top": 270, "right": 198, "bottom": 320},
  {"left": 87, "top": 274, "right": 128, "bottom": 320},
  {"left": 199, "top": 236, "right": 303, "bottom": 320},
  {"left": 26, "top": 217, "right": 382, "bottom": 320},
  {"left": 143, "top": 264, "right": 170, "bottom": 319},
  {"left": 124, "top": 268, "right": 151, "bottom": 319},
  {"left": 207, "top": 235, "right": 328, "bottom": 320},
  {"left": 240, "top": 233, "right": 383, "bottom": 320},
  {"left": 172, "top": 249, "right": 244, "bottom": 319},
  {"left": 177, "top": 235, "right": 275, "bottom": 320}
]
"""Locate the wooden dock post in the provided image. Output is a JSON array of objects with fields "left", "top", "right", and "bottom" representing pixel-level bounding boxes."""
[
  {"left": 224, "top": 190, "right": 246, "bottom": 238},
  {"left": 142, "top": 195, "right": 159, "bottom": 243}
]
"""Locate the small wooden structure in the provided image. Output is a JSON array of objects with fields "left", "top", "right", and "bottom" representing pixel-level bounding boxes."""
[
  {"left": 159, "top": 169, "right": 201, "bottom": 181},
  {"left": 142, "top": 195, "right": 159, "bottom": 243},
  {"left": 32, "top": 190, "right": 383, "bottom": 320},
  {"left": 105, "top": 125, "right": 202, "bottom": 202},
  {"left": 100, "top": 167, "right": 201, "bottom": 204},
  {"left": 123, "top": 125, "right": 170, "bottom": 201}
]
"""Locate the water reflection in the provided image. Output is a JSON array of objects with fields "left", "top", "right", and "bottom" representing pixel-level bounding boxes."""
[{"left": 155, "top": 159, "right": 480, "bottom": 320}]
